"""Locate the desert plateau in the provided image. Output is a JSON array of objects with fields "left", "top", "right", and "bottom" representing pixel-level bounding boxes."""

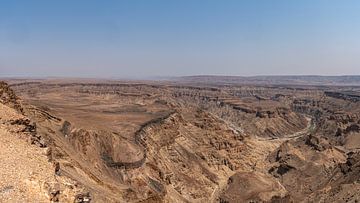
[{"left": 0, "top": 77, "right": 360, "bottom": 202}]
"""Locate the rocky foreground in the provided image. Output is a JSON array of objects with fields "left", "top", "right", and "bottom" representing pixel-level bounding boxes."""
[
  {"left": 1, "top": 80, "right": 360, "bottom": 202},
  {"left": 0, "top": 82, "right": 89, "bottom": 202}
]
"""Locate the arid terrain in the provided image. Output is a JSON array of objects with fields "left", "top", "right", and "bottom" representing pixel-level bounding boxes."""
[{"left": 1, "top": 77, "right": 360, "bottom": 202}]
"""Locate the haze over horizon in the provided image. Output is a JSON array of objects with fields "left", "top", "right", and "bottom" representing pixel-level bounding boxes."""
[{"left": 1, "top": 1, "right": 359, "bottom": 78}]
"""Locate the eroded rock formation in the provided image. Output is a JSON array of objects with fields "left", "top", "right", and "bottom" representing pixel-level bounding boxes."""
[{"left": 1, "top": 79, "right": 360, "bottom": 202}]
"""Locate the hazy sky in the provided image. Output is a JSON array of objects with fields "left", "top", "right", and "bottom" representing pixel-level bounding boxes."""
[{"left": 1, "top": 0, "right": 359, "bottom": 78}]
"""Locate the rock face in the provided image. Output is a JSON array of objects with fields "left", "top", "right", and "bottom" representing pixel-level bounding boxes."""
[
  {"left": 0, "top": 82, "right": 86, "bottom": 202},
  {"left": 219, "top": 172, "right": 286, "bottom": 203},
  {"left": 3, "top": 79, "right": 360, "bottom": 202},
  {"left": 264, "top": 88, "right": 360, "bottom": 202},
  {"left": 325, "top": 91, "right": 360, "bottom": 102},
  {"left": 0, "top": 81, "right": 23, "bottom": 112}
]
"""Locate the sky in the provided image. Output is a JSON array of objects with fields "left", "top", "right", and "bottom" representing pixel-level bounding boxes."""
[{"left": 0, "top": 0, "right": 359, "bottom": 78}]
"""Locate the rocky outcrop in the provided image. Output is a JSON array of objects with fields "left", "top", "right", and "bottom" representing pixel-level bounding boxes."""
[
  {"left": 0, "top": 82, "right": 87, "bottom": 202},
  {"left": 325, "top": 91, "right": 360, "bottom": 102},
  {"left": 219, "top": 172, "right": 287, "bottom": 203},
  {"left": 304, "top": 134, "right": 329, "bottom": 151},
  {"left": 0, "top": 82, "right": 46, "bottom": 148},
  {"left": 302, "top": 151, "right": 360, "bottom": 202},
  {"left": 0, "top": 81, "right": 23, "bottom": 112}
]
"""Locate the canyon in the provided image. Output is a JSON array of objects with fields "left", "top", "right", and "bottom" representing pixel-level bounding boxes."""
[{"left": 1, "top": 78, "right": 360, "bottom": 202}]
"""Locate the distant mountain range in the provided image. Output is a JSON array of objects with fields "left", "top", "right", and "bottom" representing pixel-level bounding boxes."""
[
  {"left": 172, "top": 75, "right": 360, "bottom": 86},
  {"left": 2, "top": 75, "right": 360, "bottom": 86}
]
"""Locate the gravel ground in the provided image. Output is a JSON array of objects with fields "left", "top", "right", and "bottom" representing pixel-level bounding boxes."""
[
  {"left": 0, "top": 103, "right": 76, "bottom": 202},
  {"left": 0, "top": 126, "right": 55, "bottom": 202}
]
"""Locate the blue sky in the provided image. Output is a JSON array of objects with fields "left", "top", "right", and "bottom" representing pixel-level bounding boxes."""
[{"left": 0, "top": 0, "right": 359, "bottom": 78}]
